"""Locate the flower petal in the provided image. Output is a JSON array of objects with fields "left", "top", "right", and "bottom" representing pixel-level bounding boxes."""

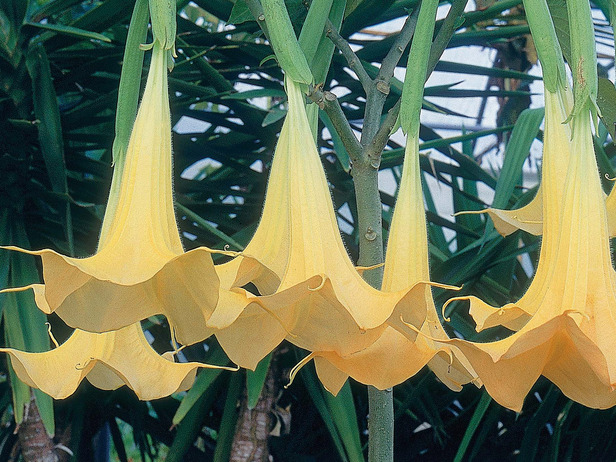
[
  {"left": 1, "top": 294, "right": 232, "bottom": 400},
  {"left": 441, "top": 90, "right": 616, "bottom": 410},
  {"left": 2, "top": 44, "right": 221, "bottom": 339}
]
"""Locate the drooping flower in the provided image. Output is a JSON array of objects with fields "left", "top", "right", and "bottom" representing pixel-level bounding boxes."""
[
  {"left": 2, "top": 43, "right": 229, "bottom": 342},
  {"left": 442, "top": 95, "right": 616, "bottom": 411},
  {"left": 468, "top": 85, "right": 616, "bottom": 239},
  {"left": 462, "top": 84, "right": 572, "bottom": 238},
  {"left": 456, "top": 87, "right": 573, "bottom": 330},
  {"left": 1, "top": 285, "right": 235, "bottom": 400},
  {"left": 206, "top": 258, "right": 322, "bottom": 370},
  {"left": 208, "top": 80, "right": 420, "bottom": 362},
  {"left": 306, "top": 136, "right": 477, "bottom": 394}
]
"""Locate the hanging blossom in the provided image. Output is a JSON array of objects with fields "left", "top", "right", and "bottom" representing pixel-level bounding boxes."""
[
  {"left": 1, "top": 42, "right": 242, "bottom": 344},
  {"left": 299, "top": 0, "right": 475, "bottom": 393},
  {"left": 442, "top": 88, "right": 616, "bottom": 411},
  {"left": 209, "top": 79, "right": 424, "bottom": 365},
  {"left": 0, "top": 285, "right": 235, "bottom": 400},
  {"left": 465, "top": 84, "right": 616, "bottom": 239},
  {"left": 453, "top": 86, "right": 574, "bottom": 332},
  {"left": 299, "top": 136, "right": 477, "bottom": 394}
]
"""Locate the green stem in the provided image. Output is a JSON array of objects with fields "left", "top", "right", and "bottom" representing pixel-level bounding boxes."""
[
  {"left": 367, "top": 387, "right": 394, "bottom": 461},
  {"left": 324, "top": 18, "right": 372, "bottom": 90}
]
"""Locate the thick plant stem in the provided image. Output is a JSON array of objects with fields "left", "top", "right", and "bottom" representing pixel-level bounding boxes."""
[
  {"left": 354, "top": 155, "right": 392, "bottom": 462},
  {"left": 17, "top": 395, "right": 58, "bottom": 462},
  {"left": 229, "top": 352, "right": 280, "bottom": 462},
  {"left": 367, "top": 387, "right": 394, "bottom": 462}
]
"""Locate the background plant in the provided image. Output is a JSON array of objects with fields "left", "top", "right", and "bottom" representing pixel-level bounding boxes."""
[{"left": 0, "top": 0, "right": 615, "bottom": 460}]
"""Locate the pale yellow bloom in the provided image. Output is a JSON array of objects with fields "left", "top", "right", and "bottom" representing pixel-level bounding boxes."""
[
  {"left": 443, "top": 95, "right": 616, "bottom": 411},
  {"left": 471, "top": 86, "right": 616, "bottom": 239},
  {"left": 209, "top": 259, "right": 321, "bottom": 370},
  {"left": 210, "top": 80, "right": 418, "bottom": 362},
  {"left": 3, "top": 44, "right": 226, "bottom": 343},
  {"left": 309, "top": 137, "right": 477, "bottom": 394},
  {"left": 463, "top": 86, "right": 571, "bottom": 238},
  {"left": 1, "top": 285, "right": 234, "bottom": 400}
]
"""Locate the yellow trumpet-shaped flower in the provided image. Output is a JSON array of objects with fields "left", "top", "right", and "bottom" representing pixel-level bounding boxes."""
[
  {"left": 464, "top": 86, "right": 572, "bottom": 238},
  {"left": 443, "top": 96, "right": 616, "bottom": 412},
  {"left": 459, "top": 88, "right": 573, "bottom": 330},
  {"left": 206, "top": 258, "right": 322, "bottom": 370},
  {"left": 3, "top": 43, "right": 227, "bottom": 342},
  {"left": 208, "top": 80, "right": 421, "bottom": 361},
  {"left": 470, "top": 86, "right": 616, "bottom": 239},
  {"left": 1, "top": 285, "right": 235, "bottom": 400},
  {"left": 307, "top": 136, "right": 477, "bottom": 394}
]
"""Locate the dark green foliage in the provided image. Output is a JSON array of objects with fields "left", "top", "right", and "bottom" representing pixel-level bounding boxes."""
[{"left": 0, "top": 0, "right": 615, "bottom": 460}]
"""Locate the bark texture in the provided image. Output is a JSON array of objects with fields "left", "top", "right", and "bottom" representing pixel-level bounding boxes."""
[
  {"left": 17, "top": 396, "right": 58, "bottom": 462},
  {"left": 229, "top": 354, "right": 279, "bottom": 462}
]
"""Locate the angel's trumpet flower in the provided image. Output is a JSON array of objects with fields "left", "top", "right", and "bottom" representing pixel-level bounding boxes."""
[
  {"left": 2, "top": 43, "right": 226, "bottom": 342},
  {"left": 443, "top": 99, "right": 616, "bottom": 411},
  {"left": 468, "top": 85, "right": 616, "bottom": 239},
  {"left": 306, "top": 137, "right": 477, "bottom": 394},
  {"left": 1, "top": 285, "right": 235, "bottom": 400},
  {"left": 463, "top": 85, "right": 572, "bottom": 237},
  {"left": 459, "top": 88, "right": 575, "bottom": 330},
  {"left": 211, "top": 80, "right": 421, "bottom": 361}
]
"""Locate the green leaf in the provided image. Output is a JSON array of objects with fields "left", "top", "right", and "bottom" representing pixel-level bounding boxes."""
[
  {"left": 261, "top": 0, "right": 313, "bottom": 83},
  {"left": 321, "top": 110, "right": 351, "bottom": 172},
  {"left": 262, "top": 107, "right": 287, "bottom": 126},
  {"left": 26, "top": 21, "right": 111, "bottom": 43},
  {"left": 547, "top": 0, "right": 571, "bottom": 63},
  {"left": 213, "top": 373, "right": 243, "bottom": 462},
  {"left": 222, "top": 88, "right": 286, "bottom": 100},
  {"left": 454, "top": 130, "right": 483, "bottom": 249},
  {"left": 310, "top": 0, "right": 346, "bottom": 83},
  {"left": 0, "top": 3, "right": 26, "bottom": 66},
  {"left": 434, "top": 60, "right": 542, "bottom": 81},
  {"left": 2, "top": 218, "right": 54, "bottom": 435},
  {"left": 176, "top": 203, "right": 245, "bottom": 250},
  {"left": 167, "top": 373, "right": 225, "bottom": 462},
  {"left": 323, "top": 383, "right": 364, "bottom": 462},
  {"left": 491, "top": 107, "right": 544, "bottom": 209},
  {"left": 453, "top": 392, "right": 492, "bottom": 462},
  {"left": 522, "top": 0, "right": 567, "bottom": 92},
  {"left": 298, "top": 0, "right": 333, "bottom": 65},
  {"left": 228, "top": 0, "right": 254, "bottom": 24},
  {"left": 172, "top": 344, "right": 230, "bottom": 425},
  {"left": 597, "top": 77, "right": 616, "bottom": 141},
  {"left": 401, "top": 0, "right": 438, "bottom": 134},
  {"left": 28, "top": 0, "right": 85, "bottom": 22},
  {"left": 246, "top": 353, "right": 272, "bottom": 410},
  {"left": 112, "top": 0, "right": 149, "bottom": 168},
  {"left": 518, "top": 386, "right": 561, "bottom": 460},
  {"left": 26, "top": 42, "right": 73, "bottom": 255},
  {"left": 300, "top": 365, "right": 349, "bottom": 462}
]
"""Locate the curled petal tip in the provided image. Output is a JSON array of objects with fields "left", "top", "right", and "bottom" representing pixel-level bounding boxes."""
[
  {"left": 286, "top": 353, "right": 316, "bottom": 389},
  {"left": 75, "top": 357, "right": 95, "bottom": 371},
  {"left": 139, "top": 41, "right": 154, "bottom": 51},
  {"left": 452, "top": 210, "right": 487, "bottom": 217},
  {"left": 441, "top": 296, "right": 468, "bottom": 322},
  {"left": 417, "top": 280, "right": 462, "bottom": 292},
  {"left": 308, "top": 274, "right": 327, "bottom": 292},
  {"left": 215, "top": 363, "right": 240, "bottom": 372},
  {"left": 45, "top": 322, "right": 60, "bottom": 348},
  {"left": 563, "top": 309, "right": 591, "bottom": 322}
]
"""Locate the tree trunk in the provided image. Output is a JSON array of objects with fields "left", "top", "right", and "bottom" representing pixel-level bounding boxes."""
[
  {"left": 229, "top": 353, "right": 279, "bottom": 462},
  {"left": 17, "top": 395, "right": 58, "bottom": 462}
]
